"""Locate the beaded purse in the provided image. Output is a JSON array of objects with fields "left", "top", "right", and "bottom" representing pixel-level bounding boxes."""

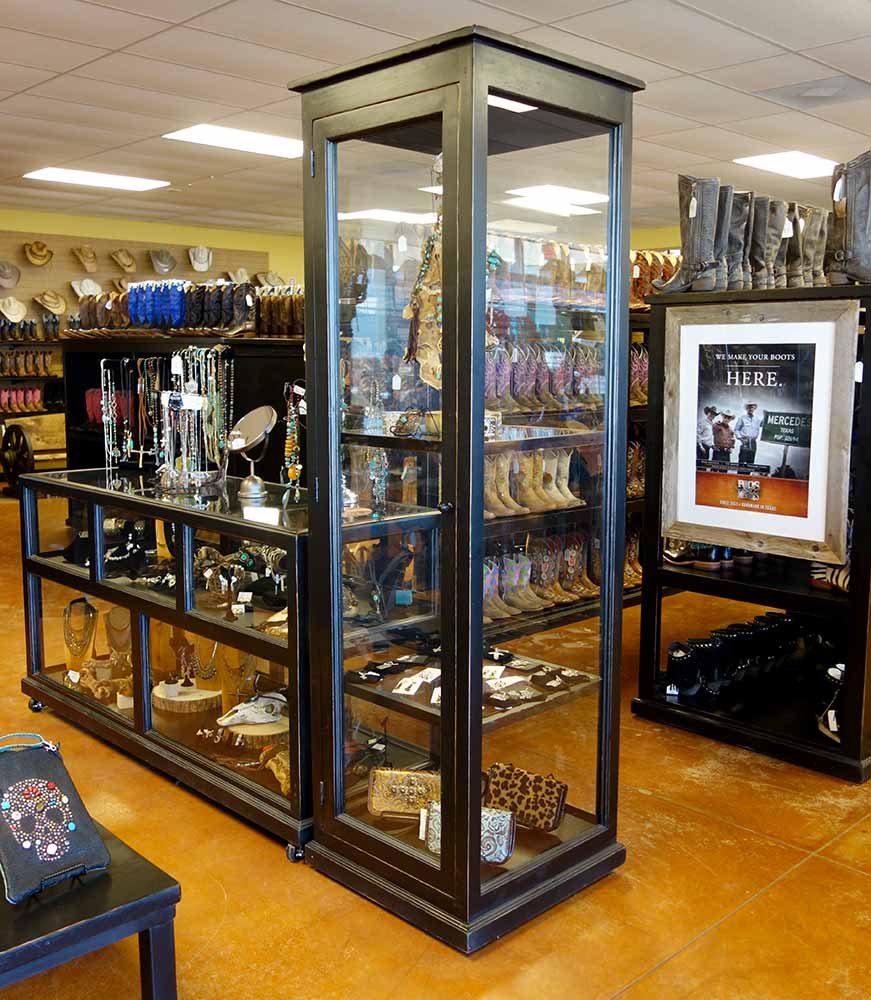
[{"left": 0, "top": 734, "right": 110, "bottom": 904}]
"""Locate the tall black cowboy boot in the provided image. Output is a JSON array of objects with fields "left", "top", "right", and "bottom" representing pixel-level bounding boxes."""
[
  {"left": 764, "top": 200, "right": 787, "bottom": 289},
  {"left": 653, "top": 174, "right": 720, "bottom": 293},
  {"left": 727, "top": 191, "right": 751, "bottom": 290},
  {"left": 750, "top": 194, "right": 770, "bottom": 289},
  {"left": 713, "top": 183, "right": 733, "bottom": 291},
  {"left": 829, "top": 150, "right": 871, "bottom": 285}
]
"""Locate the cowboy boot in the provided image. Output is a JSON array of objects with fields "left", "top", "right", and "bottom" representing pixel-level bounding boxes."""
[
  {"left": 829, "top": 150, "right": 871, "bottom": 285},
  {"left": 813, "top": 209, "right": 828, "bottom": 287},
  {"left": 32, "top": 388, "right": 42, "bottom": 413},
  {"left": 798, "top": 205, "right": 820, "bottom": 286},
  {"left": 726, "top": 191, "right": 751, "bottom": 290},
  {"left": 515, "top": 452, "right": 549, "bottom": 512},
  {"left": 714, "top": 183, "right": 733, "bottom": 291},
  {"left": 764, "top": 200, "right": 788, "bottom": 289},
  {"left": 541, "top": 451, "right": 571, "bottom": 508},
  {"left": 774, "top": 229, "right": 788, "bottom": 288},
  {"left": 653, "top": 175, "right": 720, "bottom": 293},
  {"left": 484, "top": 455, "right": 515, "bottom": 517},
  {"left": 750, "top": 195, "right": 770, "bottom": 288},
  {"left": 784, "top": 203, "right": 805, "bottom": 287},
  {"left": 531, "top": 450, "right": 557, "bottom": 509},
  {"left": 555, "top": 449, "right": 583, "bottom": 506},
  {"left": 516, "top": 553, "right": 554, "bottom": 608},
  {"left": 629, "top": 251, "right": 647, "bottom": 310},
  {"left": 495, "top": 453, "right": 530, "bottom": 514},
  {"left": 825, "top": 209, "right": 841, "bottom": 285}
]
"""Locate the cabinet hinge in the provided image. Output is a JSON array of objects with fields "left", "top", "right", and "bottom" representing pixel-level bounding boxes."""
[
  {"left": 319, "top": 780, "right": 326, "bottom": 806},
  {"left": 310, "top": 150, "right": 316, "bottom": 177}
]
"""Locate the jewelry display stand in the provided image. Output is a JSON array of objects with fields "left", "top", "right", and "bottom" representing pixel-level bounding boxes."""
[{"left": 19, "top": 468, "right": 313, "bottom": 851}]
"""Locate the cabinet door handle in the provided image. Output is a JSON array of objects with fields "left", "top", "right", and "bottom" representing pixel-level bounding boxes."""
[{"left": 437, "top": 502, "right": 454, "bottom": 514}]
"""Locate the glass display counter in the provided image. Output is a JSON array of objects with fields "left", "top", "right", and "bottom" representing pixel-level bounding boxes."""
[{"left": 19, "top": 468, "right": 312, "bottom": 851}]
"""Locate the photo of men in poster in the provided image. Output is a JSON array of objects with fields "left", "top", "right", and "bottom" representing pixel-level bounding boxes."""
[{"left": 694, "top": 342, "right": 815, "bottom": 518}]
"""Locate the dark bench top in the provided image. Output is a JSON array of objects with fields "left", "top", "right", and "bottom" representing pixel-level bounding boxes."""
[{"left": 1, "top": 822, "right": 180, "bottom": 976}]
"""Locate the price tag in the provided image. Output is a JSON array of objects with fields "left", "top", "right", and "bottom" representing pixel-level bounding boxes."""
[
  {"left": 392, "top": 373, "right": 402, "bottom": 391},
  {"left": 398, "top": 235, "right": 408, "bottom": 253},
  {"left": 393, "top": 676, "right": 424, "bottom": 696},
  {"left": 67, "top": 669, "right": 80, "bottom": 685},
  {"left": 231, "top": 602, "right": 247, "bottom": 616},
  {"left": 688, "top": 195, "right": 697, "bottom": 219},
  {"left": 833, "top": 176, "right": 845, "bottom": 202},
  {"left": 799, "top": 215, "right": 806, "bottom": 232},
  {"left": 482, "top": 664, "right": 505, "bottom": 680},
  {"left": 430, "top": 687, "right": 441, "bottom": 706},
  {"left": 782, "top": 218, "right": 793, "bottom": 239},
  {"left": 237, "top": 591, "right": 253, "bottom": 603},
  {"left": 419, "top": 807, "right": 428, "bottom": 839},
  {"left": 827, "top": 709, "right": 839, "bottom": 733},
  {"left": 170, "top": 355, "right": 184, "bottom": 376},
  {"left": 855, "top": 361, "right": 863, "bottom": 383},
  {"left": 632, "top": 265, "right": 640, "bottom": 278},
  {"left": 416, "top": 667, "right": 441, "bottom": 684},
  {"left": 246, "top": 294, "right": 253, "bottom": 307}
]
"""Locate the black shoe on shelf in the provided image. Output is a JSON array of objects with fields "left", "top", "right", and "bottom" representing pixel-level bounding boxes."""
[
  {"left": 693, "top": 545, "right": 721, "bottom": 571},
  {"left": 663, "top": 540, "right": 695, "bottom": 567}
]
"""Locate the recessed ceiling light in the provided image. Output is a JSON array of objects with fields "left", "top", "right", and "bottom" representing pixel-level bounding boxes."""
[
  {"left": 488, "top": 95, "right": 536, "bottom": 113},
  {"left": 733, "top": 150, "right": 837, "bottom": 179},
  {"left": 23, "top": 167, "right": 170, "bottom": 191},
  {"left": 503, "top": 197, "right": 600, "bottom": 217},
  {"left": 162, "top": 124, "right": 304, "bottom": 159},
  {"left": 507, "top": 185, "right": 609, "bottom": 206},
  {"left": 419, "top": 184, "right": 443, "bottom": 195},
  {"left": 338, "top": 209, "right": 437, "bottom": 224},
  {"left": 489, "top": 218, "right": 558, "bottom": 235}
]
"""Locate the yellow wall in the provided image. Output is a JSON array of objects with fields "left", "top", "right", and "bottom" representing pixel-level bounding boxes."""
[
  {"left": 0, "top": 208, "right": 305, "bottom": 285},
  {"left": 631, "top": 225, "right": 680, "bottom": 251}
]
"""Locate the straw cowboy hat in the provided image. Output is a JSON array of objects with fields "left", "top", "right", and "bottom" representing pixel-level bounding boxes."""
[
  {"left": 0, "top": 261, "right": 21, "bottom": 289},
  {"left": 227, "top": 267, "right": 250, "bottom": 283},
  {"left": 23, "top": 240, "right": 53, "bottom": 266},
  {"left": 110, "top": 248, "right": 136, "bottom": 273},
  {"left": 71, "top": 278, "right": 102, "bottom": 299},
  {"left": 150, "top": 249, "right": 176, "bottom": 275},
  {"left": 0, "top": 297, "right": 26, "bottom": 323},
  {"left": 33, "top": 290, "right": 67, "bottom": 315},
  {"left": 72, "top": 245, "right": 98, "bottom": 272},
  {"left": 188, "top": 245, "right": 213, "bottom": 272}
]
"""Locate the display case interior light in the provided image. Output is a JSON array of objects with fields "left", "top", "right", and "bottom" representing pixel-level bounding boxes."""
[
  {"left": 22, "top": 167, "right": 170, "bottom": 191},
  {"left": 488, "top": 94, "right": 537, "bottom": 113},
  {"left": 503, "top": 197, "right": 600, "bottom": 217},
  {"left": 732, "top": 150, "right": 837, "bottom": 179},
  {"left": 338, "top": 209, "right": 437, "bottom": 224},
  {"left": 506, "top": 185, "right": 610, "bottom": 206},
  {"left": 162, "top": 124, "right": 304, "bottom": 159}
]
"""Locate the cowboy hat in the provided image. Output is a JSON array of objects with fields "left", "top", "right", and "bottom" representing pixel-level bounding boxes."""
[
  {"left": 150, "top": 249, "right": 176, "bottom": 275},
  {"left": 720, "top": 410, "right": 736, "bottom": 420},
  {"left": 34, "top": 290, "right": 67, "bottom": 315},
  {"left": 111, "top": 278, "right": 129, "bottom": 294},
  {"left": 0, "top": 261, "right": 21, "bottom": 289},
  {"left": 110, "top": 248, "right": 136, "bottom": 273},
  {"left": 23, "top": 240, "right": 53, "bottom": 266},
  {"left": 254, "top": 271, "right": 286, "bottom": 287},
  {"left": 227, "top": 267, "right": 249, "bottom": 283},
  {"left": 0, "top": 297, "right": 26, "bottom": 323},
  {"left": 72, "top": 245, "right": 98, "bottom": 273},
  {"left": 71, "top": 278, "right": 102, "bottom": 299},
  {"left": 188, "top": 245, "right": 212, "bottom": 272}
]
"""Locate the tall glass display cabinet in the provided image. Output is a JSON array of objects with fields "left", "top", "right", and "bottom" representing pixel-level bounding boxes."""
[{"left": 294, "top": 27, "right": 641, "bottom": 950}]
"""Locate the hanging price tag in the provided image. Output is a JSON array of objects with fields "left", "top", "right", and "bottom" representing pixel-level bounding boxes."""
[
  {"left": 833, "top": 176, "right": 845, "bottom": 202},
  {"left": 782, "top": 218, "right": 793, "bottom": 239},
  {"left": 688, "top": 195, "right": 697, "bottom": 219},
  {"left": 632, "top": 265, "right": 640, "bottom": 278},
  {"left": 398, "top": 235, "right": 408, "bottom": 253},
  {"left": 391, "top": 373, "right": 402, "bottom": 391}
]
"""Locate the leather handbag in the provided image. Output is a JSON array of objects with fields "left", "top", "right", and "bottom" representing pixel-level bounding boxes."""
[
  {"left": 367, "top": 768, "right": 440, "bottom": 817},
  {"left": 424, "top": 800, "right": 515, "bottom": 864},
  {"left": 484, "top": 762, "right": 568, "bottom": 833},
  {"left": 0, "top": 733, "right": 110, "bottom": 904}
]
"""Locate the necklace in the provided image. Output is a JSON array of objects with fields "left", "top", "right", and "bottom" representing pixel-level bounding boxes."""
[
  {"left": 282, "top": 381, "right": 303, "bottom": 501},
  {"left": 104, "top": 606, "right": 131, "bottom": 652},
  {"left": 63, "top": 599, "right": 97, "bottom": 657}
]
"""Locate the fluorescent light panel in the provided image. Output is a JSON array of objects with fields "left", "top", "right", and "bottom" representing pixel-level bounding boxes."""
[
  {"left": 488, "top": 94, "right": 537, "bottom": 113},
  {"left": 338, "top": 209, "right": 437, "bottom": 224},
  {"left": 489, "top": 218, "right": 558, "bottom": 235},
  {"left": 503, "top": 197, "right": 599, "bottom": 217},
  {"left": 23, "top": 167, "right": 169, "bottom": 191},
  {"left": 507, "top": 185, "right": 609, "bottom": 205},
  {"left": 732, "top": 150, "right": 836, "bottom": 179},
  {"left": 162, "top": 124, "right": 304, "bottom": 159}
]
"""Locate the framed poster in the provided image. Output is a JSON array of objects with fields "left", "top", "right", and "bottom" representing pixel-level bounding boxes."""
[{"left": 661, "top": 300, "right": 858, "bottom": 563}]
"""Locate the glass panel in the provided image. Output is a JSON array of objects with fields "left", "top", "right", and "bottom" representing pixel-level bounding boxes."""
[
  {"left": 147, "top": 620, "right": 291, "bottom": 799},
  {"left": 100, "top": 508, "right": 176, "bottom": 604},
  {"left": 334, "top": 118, "right": 444, "bottom": 864},
  {"left": 38, "top": 579, "right": 134, "bottom": 722},
  {"left": 191, "top": 531, "right": 288, "bottom": 641},
  {"left": 479, "top": 93, "right": 612, "bottom": 878},
  {"left": 34, "top": 491, "right": 88, "bottom": 575}
]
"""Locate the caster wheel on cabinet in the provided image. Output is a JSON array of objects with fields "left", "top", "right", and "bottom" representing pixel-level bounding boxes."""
[
  {"left": 28, "top": 699, "right": 45, "bottom": 713},
  {"left": 286, "top": 844, "right": 305, "bottom": 863}
]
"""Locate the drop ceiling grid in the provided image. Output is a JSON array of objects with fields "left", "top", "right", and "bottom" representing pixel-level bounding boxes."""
[{"left": 0, "top": 0, "right": 867, "bottom": 228}]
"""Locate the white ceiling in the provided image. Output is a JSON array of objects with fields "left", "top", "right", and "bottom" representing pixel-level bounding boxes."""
[{"left": 1, "top": 0, "right": 869, "bottom": 235}]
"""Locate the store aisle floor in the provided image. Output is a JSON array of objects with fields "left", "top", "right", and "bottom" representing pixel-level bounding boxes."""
[{"left": 1, "top": 496, "right": 870, "bottom": 1000}]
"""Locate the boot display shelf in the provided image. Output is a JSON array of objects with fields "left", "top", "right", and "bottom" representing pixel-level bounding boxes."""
[{"left": 632, "top": 286, "right": 871, "bottom": 782}]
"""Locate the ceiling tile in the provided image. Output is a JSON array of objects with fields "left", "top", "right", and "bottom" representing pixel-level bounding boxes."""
[
  {"left": 736, "top": 110, "right": 868, "bottom": 153},
  {"left": 0, "top": 182, "right": 106, "bottom": 206},
  {"left": 93, "top": 0, "right": 227, "bottom": 19},
  {"left": 632, "top": 141, "right": 712, "bottom": 170},
  {"left": 31, "top": 75, "right": 239, "bottom": 124},
  {"left": 514, "top": 25, "right": 682, "bottom": 83},
  {"left": 128, "top": 26, "right": 335, "bottom": 85},
  {"left": 294, "top": 0, "right": 535, "bottom": 37},
  {"left": 188, "top": 0, "right": 409, "bottom": 61},
  {"left": 814, "top": 96, "right": 871, "bottom": 136},
  {"left": 0, "top": 112, "right": 128, "bottom": 150},
  {"left": 702, "top": 53, "right": 840, "bottom": 93},
  {"left": 558, "top": 0, "right": 783, "bottom": 73},
  {"left": 0, "top": 62, "right": 55, "bottom": 91},
  {"left": 252, "top": 95, "right": 302, "bottom": 118},
  {"left": 2, "top": 0, "right": 164, "bottom": 47},
  {"left": 0, "top": 28, "right": 106, "bottom": 72},
  {"left": 803, "top": 37, "right": 871, "bottom": 84},
  {"left": 487, "top": 0, "right": 624, "bottom": 17},
  {"left": 648, "top": 125, "right": 783, "bottom": 159},
  {"left": 0, "top": 93, "right": 186, "bottom": 137},
  {"left": 212, "top": 110, "right": 303, "bottom": 138},
  {"left": 74, "top": 53, "right": 287, "bottom": 109},
  {"left": 637, "top": 76, "right": 784, "bottom": 123},
  {"left": 634, "top": 106, "right": 700, "bottom": 137},
  {"left": 683, "top": 0, "right": 871, "bottom": 50}
]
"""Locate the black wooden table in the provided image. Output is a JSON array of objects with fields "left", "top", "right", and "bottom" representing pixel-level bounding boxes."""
[{"left": 0, "top": 823, "right": 180, "bottom": 997}]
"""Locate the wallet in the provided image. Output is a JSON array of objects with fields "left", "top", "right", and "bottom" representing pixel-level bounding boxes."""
[
  {"left": 424, "top": 800, "right": 515, "bottom": 864},
  {"left": 484, "top": 762, "right": 568, "bottom": 833},
  {"left": 367, "top": 768, "right": 441, "bottom": 817}
]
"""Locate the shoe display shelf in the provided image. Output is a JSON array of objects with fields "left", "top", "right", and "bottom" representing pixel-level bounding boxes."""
[
  {"left": 18, "top": 468, "right": 314, "bottom": 851},
  {"left": 632, "top": 286, "right": 871, "bottom": 782}
]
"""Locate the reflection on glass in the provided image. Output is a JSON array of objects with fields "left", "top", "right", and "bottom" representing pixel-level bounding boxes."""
[
  {"left": 479, "top": 95, "right": 611, "bottom": 877},
  {"left": 335, "top": 123, "right": 444, "bottom": 862},
  {"left": 36, "top": 492, "right": 88, "bottom": 573},
  {"left": 39, "top": 579, "right": 134, "bottom": 722},
  {"left": 148, "top": 621, "right": 291, "bottom": 799},
  {"left": 101, "top": 510, "right": 176, "bottom": 601}
]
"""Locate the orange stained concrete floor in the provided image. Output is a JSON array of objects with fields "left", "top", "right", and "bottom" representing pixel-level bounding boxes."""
[{"left": 2, "top": 496, "right": 871, "bottom": 999}]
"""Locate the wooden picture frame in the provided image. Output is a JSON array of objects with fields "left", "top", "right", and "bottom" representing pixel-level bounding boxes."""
[{"left": 661, "top": 299, "right": 858, "bottom": 564}]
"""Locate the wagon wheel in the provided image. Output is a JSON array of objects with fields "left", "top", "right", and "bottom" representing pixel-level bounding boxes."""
[{"left": 0, "top": 424, "right": 34, "bottom": 496}]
